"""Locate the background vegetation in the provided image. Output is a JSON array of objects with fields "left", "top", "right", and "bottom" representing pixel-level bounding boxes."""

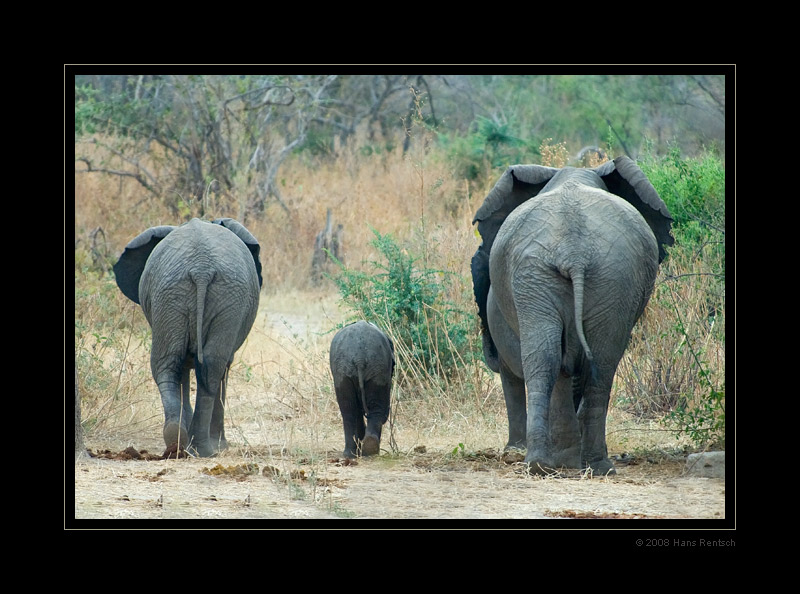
[{"left": 73, "top": 72, "right": 727, "bottom": 455}]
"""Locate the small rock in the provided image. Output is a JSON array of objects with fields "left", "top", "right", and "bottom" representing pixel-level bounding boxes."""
[{"left": 685, "top": 451, "right": 725, "bottom": 478}]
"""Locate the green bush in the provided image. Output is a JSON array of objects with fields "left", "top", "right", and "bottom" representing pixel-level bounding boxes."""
[
  {"left": 639, "top": 145, "right": 725, "bottom": 255},
  {"left": 329, "top": 229, "right": 480, "bottom": 382},
  {"left": 622, "top": 148, "right": 726, "bottom": 447},
  {"left": 437, "top": 116, "right": 536, "bottom": 181}
]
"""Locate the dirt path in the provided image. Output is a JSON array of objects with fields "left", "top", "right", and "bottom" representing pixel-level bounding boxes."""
[
  {"left": 71, "top": 291, "right": 729, "bottom": 526},
  {"left": 73, "top": 445, "right": 725, "bottom": 521}
]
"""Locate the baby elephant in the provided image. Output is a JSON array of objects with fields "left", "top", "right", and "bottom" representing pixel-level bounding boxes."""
[{"left": 329, "top": 321, "right": 395, "bottom": 458}]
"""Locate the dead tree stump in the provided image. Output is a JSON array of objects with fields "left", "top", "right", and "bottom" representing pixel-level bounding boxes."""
[{"left": 311, "top": 209, "right": 343, "bottom": 286}]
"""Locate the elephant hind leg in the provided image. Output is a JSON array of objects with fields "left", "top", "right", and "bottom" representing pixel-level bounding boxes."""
[
  {"left": 548, "top": 375, "right": 581, "bottom": 467},
  {"left": 189, "top": 355, "right": 229, "bottom": 457},
  {"left": 517, "top": 311, "right": 571, "bottom": 473},
  {"left": 163, "top": 420, "right": 190, "bottom": 457},
  {"left": 360, "top": 380, "right": 391, "bottom": 457},
  {"left": 499, "top": 362, "right": 526, "bottom": 450},
  {"left": 578, "top": 370, "right": 616, "bottom": 475},
  {"left": 335, "top": 377, "right": 365, "bottom": 458},
  {"left": 158, "top": 378, "right": 191, "bottom": 455},
  {"left": 209, "top": 366, "right": 230, "bottom": 452}
]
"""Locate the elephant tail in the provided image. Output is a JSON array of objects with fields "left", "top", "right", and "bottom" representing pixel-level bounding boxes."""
[
  {"left": 357, "top": 364, "right": 369, "bottom": 416},
  {"left": 570, "top": 266, "right": 597, "bottom": 382},
  {"left": 192, "top": 272, "right": 211, "bottom": 366}
]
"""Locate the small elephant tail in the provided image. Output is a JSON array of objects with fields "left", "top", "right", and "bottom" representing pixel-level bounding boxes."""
[
  {"left": 570, "top": 266, "right": 597, "bottom": 382},
  {"left": 357, "top": 365, "right": 369, "bottom": 416}
]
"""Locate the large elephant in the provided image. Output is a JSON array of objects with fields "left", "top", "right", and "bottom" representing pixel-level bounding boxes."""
[
  {"left": 329, "top": 321, "right": 395, "bottom": 458},
  {"left": 114, "top": 218, "right": 262, "bottom": 457},
  {"left": 471, "top": 157, "right": 673, "bottom": 475}
]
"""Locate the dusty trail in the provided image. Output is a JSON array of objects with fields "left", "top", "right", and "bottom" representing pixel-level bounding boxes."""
[{"left": 71, "top": 291, "right": 728, "bottom": 525}]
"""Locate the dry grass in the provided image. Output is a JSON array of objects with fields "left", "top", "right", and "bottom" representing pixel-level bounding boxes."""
[{"left": 74, "top": 134, "right": 723, "bottom": 469}]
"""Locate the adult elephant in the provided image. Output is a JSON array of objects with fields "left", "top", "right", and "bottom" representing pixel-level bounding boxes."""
[
  {"left": 114, "top": 218, "right": 262, "bottom": 457},
  {"left": 471, "top": 157, "right": 673, "bottom": 475}
]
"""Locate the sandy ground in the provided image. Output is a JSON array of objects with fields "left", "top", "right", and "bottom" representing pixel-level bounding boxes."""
[
  {"left": 70, "top": 290, "right": 730, "bottom": 530},
  {"left": 73, "top": 447, "right": 726, "bottom": 522}
]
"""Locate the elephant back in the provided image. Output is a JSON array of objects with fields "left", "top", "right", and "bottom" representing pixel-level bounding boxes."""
[
  {"left": 331, "top": 321, "right": 395, "bottom": 381},
  {"left": 115, "top": 218, "right": 263, "bottom": 306},
  {"left": 114, "top": 225, "right": 176, "bottom": 304},
  {"left": 470, "top": 159, "right": 674, "bottom": 372}
]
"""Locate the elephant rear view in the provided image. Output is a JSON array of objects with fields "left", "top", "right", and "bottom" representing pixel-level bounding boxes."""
[
  {"left": 472, "top": 157, "right": 673, "bottom": 475},
  {"left": 114, "top": 218, "right": 262, "bottom": 457},
  {"left": 329, "top": 321, "right": 395, "bottom": 458}
]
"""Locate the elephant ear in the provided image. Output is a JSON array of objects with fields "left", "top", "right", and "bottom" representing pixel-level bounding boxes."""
[
  {"left": 471, "top": 165, "right": 559, "bottom": 371},
  {"left": 595, "top": 156, "right": 675, "bottom": 262},
  {"left": 472, "top": 164, "right": 560, "bottom": 254},
  {"left": 212, "top": 218, "right": 263, "bottom": 287},
  {"left": 113, "top": 225, "right": 176, "bottom": 304}
]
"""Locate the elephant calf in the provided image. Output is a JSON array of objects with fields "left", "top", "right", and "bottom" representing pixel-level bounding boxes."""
[
  {"left": 114, "top": 218, "right": 262, "bottom": 457},
  {"left": 330, "top": 321, "right": 395, "bottom": 458}
]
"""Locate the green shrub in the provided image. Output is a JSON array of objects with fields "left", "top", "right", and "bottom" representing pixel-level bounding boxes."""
[
  {"left": 329, "top": 228, "right": 480, "bottom": 383},
  {"left": 437, "top": 116, "right": 536, "bottom": 181},
  {"left": 639, "top": 145, "right": 725, "bottom": 258},
  {"left": 615, "top": 148, "right": 726, "bottom": 448}
]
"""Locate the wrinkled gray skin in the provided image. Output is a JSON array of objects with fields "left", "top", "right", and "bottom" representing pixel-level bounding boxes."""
[
  {"left": 114, "top": 218, "right": 262, "bottom": 457},
  {"left": 330, "top": 321, "right": 395, "bottom": 458},
  {"left": 472, "top": 157, "right": 673, "bottom": 475}
]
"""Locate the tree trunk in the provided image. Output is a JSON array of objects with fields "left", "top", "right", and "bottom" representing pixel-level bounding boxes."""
[{"left": 310, "top": 209, "right": 343, "bottom": 286}]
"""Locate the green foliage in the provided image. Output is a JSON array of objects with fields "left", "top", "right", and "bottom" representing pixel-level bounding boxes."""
[
  {"left": 639, "top": 145, "right": 725, "bottom": 249},
  {"left": 450, "top": 442, "right": 466, "bottom": 456},
  {"left": 329, "top": 229, "right": 480, "bottom": 381},
  {"left": 437, "top": 116, "right": 537, "bottom": 180},
  {"left": 74, "top": 81, "right": 157, "bottom": 138},
  {"left": 615, "top": 149, "right": 726, "bottom": 447},
  {"left": 669, "top": 389, "right": 725, "bottom": 448}
]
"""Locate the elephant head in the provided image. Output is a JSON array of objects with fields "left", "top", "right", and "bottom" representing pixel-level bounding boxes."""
[{"left": 471, "top": 156, "right": 673, "bottom": 372}]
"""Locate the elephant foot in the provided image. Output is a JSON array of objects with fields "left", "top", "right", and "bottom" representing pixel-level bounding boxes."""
[
  {"left": 525, "top": 449, "right": 581, "bottom": 475},
  {"left": 188, "top": 440, "right": 220, "bottom": 458},
  {"left": 502, "top": 444, "right": 526, "bottom": 464},
  {"left": 525, "top": 459, "right": 561, "bottom": 476},
  {"left": 583, "top": 458, "right": 616, "bottom": 476},
  {"left": 163, "top": 421, "right": 190, "bottom": 451},
  {"left": 361, "top": 433, "right": 380, "bottom": 456},
  {"left": 550, "top": 446, "right": 581, "bottom": 470},
  {"left": 211, "top": 436, "right": 229, "bottom": 453}
]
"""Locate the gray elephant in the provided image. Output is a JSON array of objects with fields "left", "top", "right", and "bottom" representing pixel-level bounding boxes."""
[
  {"left": 114, "top": 218, "right": 262, "bottom": 457},
  {"left": 329, "top": 321, "right": 395, "bottom": 458},
  {"left": 471, "top": 157, "right": 673, "bottom": 475}
]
